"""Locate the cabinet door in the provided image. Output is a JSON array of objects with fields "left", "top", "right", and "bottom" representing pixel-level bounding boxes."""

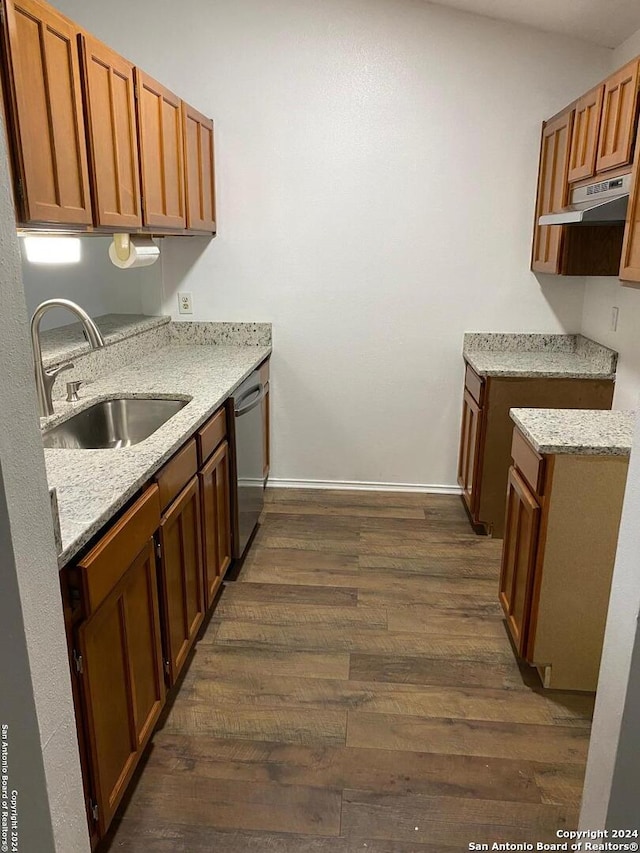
[
  {"left": 80, "top": 34, "right": 142, "bottom": 228},
  {"left": 182, "top": 101, "right": 216, "bottom": 232},
  {"left": 531, "top": 110, "right": 574, "bottom": 274},
  {"left": 568, "top": 85, "right": 604, "bottom": 183},
  {"left": 2, "top": 0, "right": 92, "bottom": 224},
  {"left": 262, "top": 384, "right": 270, "bottom": 480},
  {"left": 199, "top": 440, "right": 232, "bottom": 608},
  {"left": 76, "top": 539, "right": 165, "bottom": 836},
  {"left": 158, "top": 475, "right": 205, "bottom": 684},
  {"left": 499, "top": 466, "right": 540, "bottom": 657},
  {"left": 457, "top": 389, "right": 482, "bottom": 516},
  {"left": 620, "top": 121, "right": 640, "bottom": 284},
  {"left": 135, "top": 69, "right": 186, "bottom": 229},
  {"left": 596, "top": 60, "right": 640, "bottom": 174}
]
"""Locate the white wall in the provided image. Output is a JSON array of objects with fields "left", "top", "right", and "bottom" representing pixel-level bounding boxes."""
[
  {"left": 581, "top": 27, "right": 640, "bottom": 412},
  {"left": 53, "top": 0, "right": 609, "bottom": 487},
  {"left": 20, "top": 236, "right": 163, "bottom": 330}
]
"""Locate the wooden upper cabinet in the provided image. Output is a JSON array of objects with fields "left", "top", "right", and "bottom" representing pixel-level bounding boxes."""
[
  {"left": 620, "top": 120, "right": 640, "bottom": 284},
  {"left": 135, "top": 68, "right": 186, "bottom": 229},
  {"left": 2, "top": 0, "right": 92, "bottom": 225},
  {"left": 182, "top": 101, "right": 216, "bottom": 232},
  {"left": 596, "top": 60, "right": 640, "bottom": 174},
  {"left": 531, "top": 110, "right": 574, "bottom": 274},
  {"left": 568, "top": 85, "right": 604, "bottom": 183},
  {"left": 80, "top": 34, "right": 142, "bottom": 228}
]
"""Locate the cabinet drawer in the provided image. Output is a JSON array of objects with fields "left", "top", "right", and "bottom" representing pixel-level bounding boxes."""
[
  {"left": 75, "top": 485, "right": 161, "bottom": 615},
  {"left": 259, "top": 358, "right": 270, "bottom": 385},
  {"left": 155, "top": 438, "right": 198, "bottom": 511},
  {"left": 197, "top": 407, "right": 227, "bottom": 466},
  {"left": 464, "top": 364, "right": 484, "bottom": 407},
  {"left": 511, "top": 427, "right": 545, "bottom": 497}
]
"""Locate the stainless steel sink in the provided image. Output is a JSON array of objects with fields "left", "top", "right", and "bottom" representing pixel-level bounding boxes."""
[{"left": 42, "top": 397, "right": 188, "bottom": 449}]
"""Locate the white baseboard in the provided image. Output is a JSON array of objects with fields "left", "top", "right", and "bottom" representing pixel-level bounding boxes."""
[{"left": 267, "top": 478, "right": 462, "bottom": 495}]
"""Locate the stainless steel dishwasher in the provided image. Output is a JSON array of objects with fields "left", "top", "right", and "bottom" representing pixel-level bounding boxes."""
[{"left": 231, "top": 369, "right": 267, "bottom": 558}]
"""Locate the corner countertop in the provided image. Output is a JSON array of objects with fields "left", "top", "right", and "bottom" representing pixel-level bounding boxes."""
[
  {"left": 510, "top": 408, "right": 635, "bottom": 456},
  {"left": 40, "top": 313, "right": 171, "bottom": 368},
  {"left": 44, "top": 342, "right": 271, "bottom": 567},
  {"left": 463, "top": 333, "right": 617, "bottom": 380}
]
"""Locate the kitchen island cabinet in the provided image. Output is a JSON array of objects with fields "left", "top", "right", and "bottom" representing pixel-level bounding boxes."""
[
  {"left": 499, "top": 410, "right": 633, "bottom": 692},
  {"left": 458, "top": 334, "right": 616, "bottom": 538}
]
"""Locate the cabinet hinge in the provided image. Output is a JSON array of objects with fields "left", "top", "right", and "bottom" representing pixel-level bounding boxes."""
[
  {"left": 163, "top": 659, "right": 170, "bottom": 676},
  {"left": 155, "top": 539, "right": 162, "bottom": 561},
  {"left": 16, "top": 177, "right": 24, "bottom": 200},
  {"left": 0, "top": 5, "right": 5, "bottom": 27},
  {"left": 90, "top": 801, "right": 98, "bottom": 822},
  {"left": 73, "top": 650, "right": 83, "bottom": 675}
]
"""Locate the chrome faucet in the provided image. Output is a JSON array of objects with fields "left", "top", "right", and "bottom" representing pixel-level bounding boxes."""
[{"left": 31, "top": 299, "right": 105, "bottom": 418}]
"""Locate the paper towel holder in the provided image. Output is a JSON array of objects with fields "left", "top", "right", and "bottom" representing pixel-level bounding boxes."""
[{"left": 109, "top": 233, "right": 160, "bottom": 269}]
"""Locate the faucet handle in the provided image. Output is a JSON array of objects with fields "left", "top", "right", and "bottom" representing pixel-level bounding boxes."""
[
  {"left": 43, "top": 362, "right": 74, "bottom": 398},
  {"left": 65, "top": 380, "right": 82, "bottom": 403},
  {"left": 46, "top": 362, "right": 74, "bottom": 380}
]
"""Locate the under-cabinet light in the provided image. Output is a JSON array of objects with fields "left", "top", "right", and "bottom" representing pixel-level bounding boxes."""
[{"left": 23, "top": 236, "right": 81, "bottom": 265}]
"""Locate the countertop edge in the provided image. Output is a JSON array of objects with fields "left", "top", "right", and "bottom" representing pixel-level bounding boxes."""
[
  {"left": 509, "top": 410, "right": 633, "bottom": 457},
  {"left": 463, "top": 354, "right": 616, "bottom": 381}
]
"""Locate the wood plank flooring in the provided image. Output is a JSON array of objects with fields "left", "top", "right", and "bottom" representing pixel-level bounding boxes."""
[{"left": 103, "top": 489, "right": 593, "bottom": 852}]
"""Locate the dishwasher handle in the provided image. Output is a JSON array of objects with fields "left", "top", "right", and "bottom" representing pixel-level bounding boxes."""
[{"left": 235, "top": 382, "right": 266, "bottom": 416}]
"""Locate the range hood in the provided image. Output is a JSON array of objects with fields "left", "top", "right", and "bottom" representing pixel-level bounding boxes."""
[{"left": 539, "top": 173, "right": 631, "bottom": 226}]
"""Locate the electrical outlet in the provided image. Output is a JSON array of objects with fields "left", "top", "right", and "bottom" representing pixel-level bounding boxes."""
[
  {"left": 178, "top": 292, "right": 193, "bottom": 315},
  {"left": 611, "top": 306, "right": 619, "bottom": 332}
]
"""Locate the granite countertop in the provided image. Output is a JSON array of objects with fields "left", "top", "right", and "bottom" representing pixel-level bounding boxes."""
[
  {"left": 40, "top": 313, "right": 170, "bottom": 368},
  {"left": 510, "top": 408, "right": 635, "bottom": 456},
  {"left": 44, "top": 342, "right": 271, "bottom": 567},
  {"left": 463, "top": 333, "right": 617, "bottom": 379}
]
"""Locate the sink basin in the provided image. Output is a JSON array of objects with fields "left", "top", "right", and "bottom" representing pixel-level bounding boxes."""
[{"left": 43, "top": 397, "right": 188, "bottom": 449}]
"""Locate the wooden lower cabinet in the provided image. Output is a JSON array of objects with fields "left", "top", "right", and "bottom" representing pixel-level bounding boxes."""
[
  {"left": 458, "top": 389, "right": 482, "bottom": 519},
  {"left": 157, "top": 475, "right": 205, "bottom": 686},
  {"left": 499, "top": 467, "right": 540, "bottom": 656},
  {"left": 259, "top": 357, "right": 271, "bottom": 480},
  {"left": 499, "top": 427, "right": 629, "bottom": 692},
  {"left": 200, "top": 439, "right": 232, "bottom": 607},
  {"left": 457, "top": 364, "right": 614, "bottom": 538},
  {"left": 63, "top": 403, "right": 239, "bottom": 842},
  {"left": 69, "top": 485, "right": 165, "bottom": 837}
]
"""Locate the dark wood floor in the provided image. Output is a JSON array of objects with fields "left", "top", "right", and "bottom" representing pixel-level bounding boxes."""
[{"left": 104, "top": 489, "right": 593, "bottom": 852}]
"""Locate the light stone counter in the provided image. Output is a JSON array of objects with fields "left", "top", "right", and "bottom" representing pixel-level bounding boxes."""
[
  {"left": 463, "top": 333, "right": 617, "bottom": 379},
  {"left": 40, "top": 313, "right": 171, "bottom": 368},
  {"left": 510, "top": 408, "right": 635, "bottom": 456},
  {"left": 44, "top": 341, "right": 271, "bottom": 567}
]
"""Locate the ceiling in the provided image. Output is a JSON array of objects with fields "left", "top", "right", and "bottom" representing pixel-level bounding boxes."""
[{"left": 428, "top": 0, "right": 640, "bottom": 48}]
